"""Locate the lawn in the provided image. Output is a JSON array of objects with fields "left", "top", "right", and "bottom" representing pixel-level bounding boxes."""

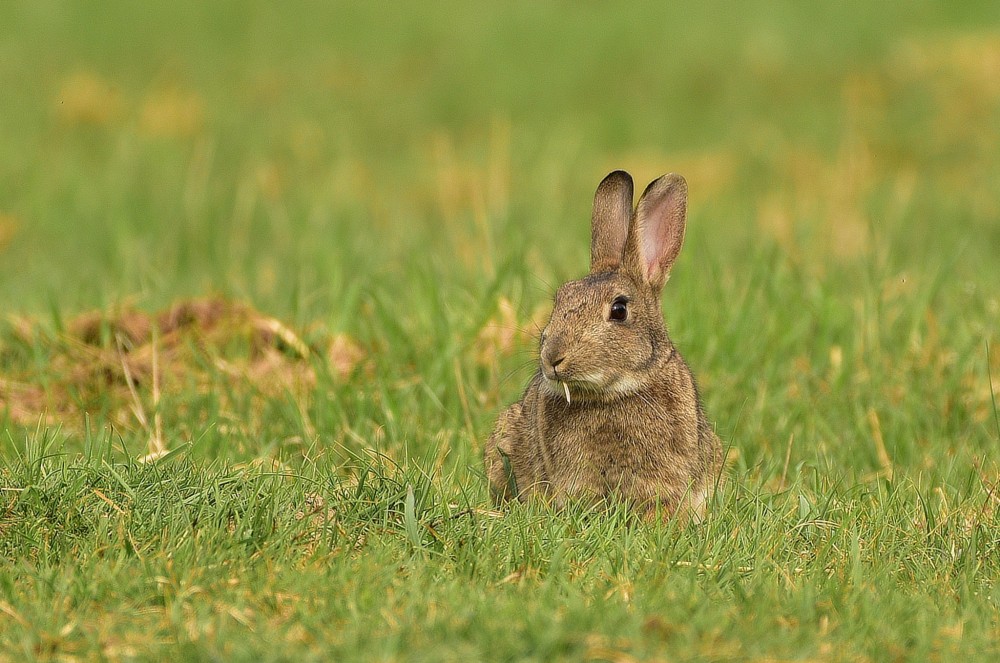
[{"left": 1, "top": 1, "right": 999, "bottom": 660}]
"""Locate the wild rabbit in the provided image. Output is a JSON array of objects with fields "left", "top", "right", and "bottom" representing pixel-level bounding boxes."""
[{"left": 485, "top": 171, "right": 722, "bottom": 520}]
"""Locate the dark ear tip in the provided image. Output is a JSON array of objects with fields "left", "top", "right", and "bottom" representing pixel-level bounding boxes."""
[
  {"left": 602, "top": 170, "right": 634, "bottom": 187},
  {"left": 644, "top": 172, "right": 687, "bottom": 197}
]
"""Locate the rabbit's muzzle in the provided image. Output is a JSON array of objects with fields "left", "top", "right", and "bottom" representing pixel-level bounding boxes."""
[{"left": 539, "top": 337, "right": 568, "bottom": 380}]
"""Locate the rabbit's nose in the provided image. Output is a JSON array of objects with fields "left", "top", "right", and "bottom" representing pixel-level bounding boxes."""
[
  {"left": 541, "top": 336, "right": 566, "bottom": 371},
  {"left": 541, "top": 347, "right": 566, "bottom": 376}
]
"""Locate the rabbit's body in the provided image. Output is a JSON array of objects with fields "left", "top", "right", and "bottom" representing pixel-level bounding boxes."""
[{"left": 485, "top": 171, "right": 722, "bottom": 519}]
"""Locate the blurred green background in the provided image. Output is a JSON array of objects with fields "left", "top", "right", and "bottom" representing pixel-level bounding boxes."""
[{"left": 3, "top": 1, "right": 999, "bottom": 313}]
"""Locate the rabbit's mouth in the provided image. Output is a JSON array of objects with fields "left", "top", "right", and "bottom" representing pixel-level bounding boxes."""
[
  {"left": 543, "top": 372, "right": 645, "bottom": 403},
  {"left": 542, "top": 376, "right": 606, "bottom": 404},
  {"left": 543, "top": 377, "right": 575, "bottom": 404}
]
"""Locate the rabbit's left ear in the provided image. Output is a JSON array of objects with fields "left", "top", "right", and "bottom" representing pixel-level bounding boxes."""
[
  {"left": 590, "top": 171, "right": 634, "bottom": 274},
  {"left": 624, "top": 173, "right": 687, "bottom": 292}
]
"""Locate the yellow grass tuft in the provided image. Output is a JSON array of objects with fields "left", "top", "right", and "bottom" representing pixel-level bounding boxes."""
[
  {"left": 0, "top": 212, "right": 19, "bottom": 251},
  {"left": 55, "top": 71, "right": 124, "bottom": 126},
  {"left": 474, "top": 296, "right": 548, "bottom": 368},
  {"left": 139, "top": 85, "right": 206, "bottom": 137}
]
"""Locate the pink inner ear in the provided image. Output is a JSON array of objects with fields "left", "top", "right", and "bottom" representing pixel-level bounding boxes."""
[
  {"left": 641, "top": 220, "right": 664, "bottom": 281},
  {"left": 639, "top": 197, "right": 684, "bottom": 282}
]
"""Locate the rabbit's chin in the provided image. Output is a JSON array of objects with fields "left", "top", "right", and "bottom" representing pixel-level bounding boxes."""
[{"left": 542, "top": 372, "right": 644, "bottom": 403}]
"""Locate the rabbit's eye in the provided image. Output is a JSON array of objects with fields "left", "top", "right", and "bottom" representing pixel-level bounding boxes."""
[{"left": 609, "top": 298, "right": 628, "bottom": 322}]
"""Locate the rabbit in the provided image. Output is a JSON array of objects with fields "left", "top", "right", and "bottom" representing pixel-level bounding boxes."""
[{"left": 484, "top": 170, "right": 722, "bottom": 520}]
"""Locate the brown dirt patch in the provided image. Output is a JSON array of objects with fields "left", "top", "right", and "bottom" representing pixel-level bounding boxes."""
[{"left": 0, "top": 297, "right": 366, "bottom": 448}]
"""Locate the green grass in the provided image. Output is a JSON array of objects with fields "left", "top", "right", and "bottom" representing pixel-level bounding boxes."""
[{"left": 2, "top": 1, "right": 1000, "bottom": 660}]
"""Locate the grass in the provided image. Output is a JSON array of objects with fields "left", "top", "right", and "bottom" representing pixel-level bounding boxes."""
[{"left": 2, "top": 1, "right": 1000, "bottom": 660}]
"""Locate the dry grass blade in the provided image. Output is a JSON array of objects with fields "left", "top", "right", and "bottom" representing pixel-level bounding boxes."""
[
  {"left": 867, "top": 408, "right": 894, "bottom": 482},
  {"left": 453, "top": 358, "right": 477, "bottom": 453},
  {"left": 779, "top": 433, "right": 795, "bottom": 490},
  {"left": 0, "top": 601, "right": 29, "bottom": 628},
  {"left": 255, "top": 317, "right": 310, "bottom": 359},
  {"left": 117, "top": 334, "right": 150, "bottom": 432},
  {"left": 149, "top": 332, "right": 165, "bottom": 457}
]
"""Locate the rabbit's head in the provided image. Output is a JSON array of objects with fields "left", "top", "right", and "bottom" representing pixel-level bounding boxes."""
[{"left": 539, "top": 171, "right": 689, "bottom": 402}]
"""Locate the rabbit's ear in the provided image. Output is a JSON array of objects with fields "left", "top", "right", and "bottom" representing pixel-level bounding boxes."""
[
  {"left": 590, "top": 170, "right": 634, "bottom": 273},
  {"left": 624, "top": 173, "right": 687, "bottom": 292}
]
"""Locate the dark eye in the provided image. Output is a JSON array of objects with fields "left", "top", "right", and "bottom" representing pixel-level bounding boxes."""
[{"left": 609, "top": 297, "right": 628, "bottom": 322}]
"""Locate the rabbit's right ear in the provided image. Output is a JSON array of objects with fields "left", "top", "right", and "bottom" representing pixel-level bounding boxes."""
[
  {"left": 590, "top": 170, "right": 634, "bottom": 274},
  {"left": 623, "top": 173, "right": 688, "bottom": 293}
]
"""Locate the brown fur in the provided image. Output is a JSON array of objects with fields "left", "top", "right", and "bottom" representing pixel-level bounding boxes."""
[{"left": 485, "top": 171, "right": 722, "bottom": 519}]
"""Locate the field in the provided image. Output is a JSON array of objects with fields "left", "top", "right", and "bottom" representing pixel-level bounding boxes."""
[{"left": 2, "top": 2, "right": 1000, "bottom": 660}]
